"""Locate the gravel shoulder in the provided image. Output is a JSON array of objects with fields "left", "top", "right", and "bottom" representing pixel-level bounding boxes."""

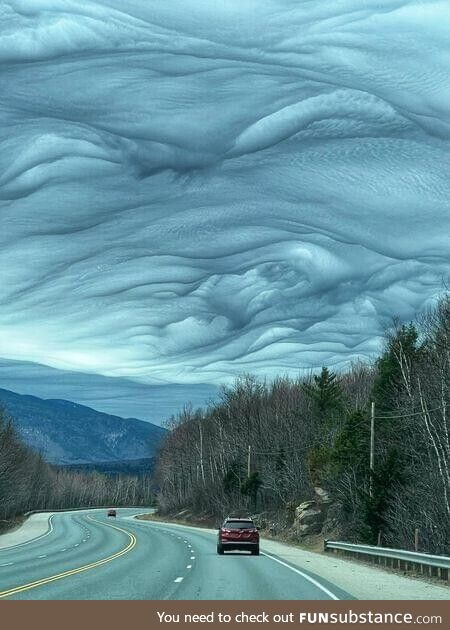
[
  {"left": 262, "top": 538, "right": 449, "bottom": 600},
  {"left": 0, "top": 513, "right": 53, "bottom": 550},
  {"left": 135, "top": 516, "right": 449, "bottom": 600}
]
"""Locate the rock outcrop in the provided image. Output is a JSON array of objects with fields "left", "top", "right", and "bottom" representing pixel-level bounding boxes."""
[{"left": 294, "top": 487, "right": 334, "bottom": 538}]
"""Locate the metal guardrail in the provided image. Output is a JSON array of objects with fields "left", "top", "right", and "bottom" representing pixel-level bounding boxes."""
[
  {"left": 324, "top": 540, "right": 450, "bottom": 580},
  {"left": 23, "top": 506, "right": 153, "bottom": 516}
]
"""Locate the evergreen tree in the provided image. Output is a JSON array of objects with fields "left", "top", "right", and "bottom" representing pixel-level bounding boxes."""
[
  {"left": 373, "top": 323, "right": 418, "bottom": 414},
  {"left": 360, "top": 447, "right": 406, "bottom": 544},
  {"left": 305, "top": 367, "right": 342, "bottom": 415},
  {"left": 241, "top": 471, "right": 262, "bottom": 510},
  {"left": 331, "top": 409, "right": 369, "bottom": 474},
  {"left": 303, "top": 367, "right": 343, "bottom": 425}
]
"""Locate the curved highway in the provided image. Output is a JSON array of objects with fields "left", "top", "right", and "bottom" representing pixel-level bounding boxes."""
[{"left": 0, "top": 509, "right": 350, "bottom": 600}]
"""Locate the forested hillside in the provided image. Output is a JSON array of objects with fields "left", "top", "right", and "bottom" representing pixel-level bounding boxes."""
[
  {"left": 155, "top": 295, "right": 450, "bottom": 555},
  {"left": 0, "top": 410, "right": 154, "bottom": 530},
  {"left": 0, "top": 389, "right": 166, "bottom": 465}
]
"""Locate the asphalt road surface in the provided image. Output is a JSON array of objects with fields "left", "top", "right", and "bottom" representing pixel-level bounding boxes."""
[{"left": 0, "top": 509, "right": 350, "bottom": 600}]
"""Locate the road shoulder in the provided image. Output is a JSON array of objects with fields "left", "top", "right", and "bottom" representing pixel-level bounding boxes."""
[
  {"left": 134, "top": 516, "right": 449, "bottom": 600},
  {"left": 0, "top": 513, "right": 53, "bottom": 550},
  {"left": 261, "top": 538, "right": 449, "bottom": 600}
]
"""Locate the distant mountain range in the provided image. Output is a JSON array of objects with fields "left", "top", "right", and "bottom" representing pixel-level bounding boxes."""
[
  {"left": 0, "top": 388, "right": 166, "bottom": 465},
  {"left": 62, "top": 457, "right": 155, "bottom": 477}
]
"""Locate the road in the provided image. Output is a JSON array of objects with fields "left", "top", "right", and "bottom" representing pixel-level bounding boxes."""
[{"left": 0, "top": 509, "right": 350, "bottom": 600}]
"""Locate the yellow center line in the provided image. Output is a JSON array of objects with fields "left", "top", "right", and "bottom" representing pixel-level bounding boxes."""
[{"left": 0, "top": 514, "right": 137, "bottom": 599}]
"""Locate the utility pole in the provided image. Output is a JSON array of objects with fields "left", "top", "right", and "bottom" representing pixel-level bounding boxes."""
[
  {"left": 199, "top": 420, "right": 205, "bottom": 486},
  {"left": 370, "top": 401, "right": 375, "bottom": 498},
  {"left": 247, "top": 445, "right": 251, "bottom": 478}
]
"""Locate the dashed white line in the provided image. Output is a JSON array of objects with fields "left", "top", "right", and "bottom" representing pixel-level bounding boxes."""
[
  {"left": 174, "top": 577, "right": 184, "bottom": 583},
  {"left": 190, "top": 556, "right": 195, "bottom": 560},
  {"left": 186, "top": 565, "right": 192, "bottom": 569},
  {"left": 0, "top": 562, "right": 13, "bottom": 567},
  {"left": 60, "top": 549, "right": 67, "bottom": 552},
  {"left": 38, "top": 555, "right": 47, "bottom": 558}
]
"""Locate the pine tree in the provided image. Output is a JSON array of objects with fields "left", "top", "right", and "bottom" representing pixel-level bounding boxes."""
[
  {"left": 373, "top": 323, "right": 418, "bottom": 414},
  {"left": 241, "top": 471, "right": 262, "bottom": 510},
  {"left": 331, "top": 409, "right": 369, "bottom": 473},
  {"left": 309, "top": 367, "right": 342, "bottom": 413},
  {"left": 303, "top": 366, "right": 343, "bottom": 425}
]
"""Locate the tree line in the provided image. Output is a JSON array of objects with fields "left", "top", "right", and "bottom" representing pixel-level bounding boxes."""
[
  {"left": 155, "top": 294, "right": 450, "bottom": 554},
  {"left": 0, "top": 409, "right": 154, "bottom": 530}
]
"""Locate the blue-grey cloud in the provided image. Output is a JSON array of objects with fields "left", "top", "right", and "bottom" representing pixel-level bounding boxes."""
[
  {"left": 0, "top": 359, "right": 217, "bottom": 423},
  {"left": 0, "top": 0, "right": 449, "bottom": 395}
]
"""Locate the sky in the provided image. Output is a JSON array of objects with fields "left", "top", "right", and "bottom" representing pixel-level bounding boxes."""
[{"left": 0, "top": 0, "right": 449, "bottom": 423}]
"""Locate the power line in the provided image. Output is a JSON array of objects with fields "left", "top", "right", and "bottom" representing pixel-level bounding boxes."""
[
  {"left": 251, "top": 448, "right": 305, "bottom": 456},
  {"left": 235, "top": 402, "right": 446, "bottom": 458},
  {"left": 375, "top": 405, "right": 444, "bottom": 420}
]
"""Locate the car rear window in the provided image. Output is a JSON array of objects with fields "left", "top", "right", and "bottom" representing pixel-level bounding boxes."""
[{"left": 224, "top": 521, "right": 254, "bottom": 529}]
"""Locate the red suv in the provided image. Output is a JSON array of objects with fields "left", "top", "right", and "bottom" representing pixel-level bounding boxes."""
[{"left": 217, "top": 517, "right": 260, "bottom": 555}]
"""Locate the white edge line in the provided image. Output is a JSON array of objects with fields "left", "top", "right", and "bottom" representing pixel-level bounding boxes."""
[
  {"left": 0, "top": 514, "right": 55, "bottom": 553},
  {"left": 136, "top": 518, "right": 340, "bottom": 599},
  {"left": 261, "top": 551, "right": 340, "bottom": 600}
]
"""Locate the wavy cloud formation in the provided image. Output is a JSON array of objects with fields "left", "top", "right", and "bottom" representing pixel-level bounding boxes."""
[{"left": 0, "top": 0, "right": 449, "bottom": 391}]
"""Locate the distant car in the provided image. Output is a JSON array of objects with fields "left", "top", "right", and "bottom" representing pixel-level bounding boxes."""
[
  {"left": 107, "top": 509, "right": 117, "bottom": 517},
  {"left": 217, "top": 517, "right": 259, "bottom": 555}
]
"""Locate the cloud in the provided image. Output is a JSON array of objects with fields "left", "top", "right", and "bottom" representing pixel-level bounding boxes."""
[
  {"left": 0, "top": 0, "right": 449, "bottom": 394},
  {"left": 0, "top": 359, "right": 217, "bottom": 423}
]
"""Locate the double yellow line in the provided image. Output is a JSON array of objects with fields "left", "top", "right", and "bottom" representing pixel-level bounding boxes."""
[{"left": 0, "top": 515, "right": 137, "bottom": 599}]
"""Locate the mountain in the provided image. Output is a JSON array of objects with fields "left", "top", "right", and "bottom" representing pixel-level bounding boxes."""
[{"left": 0, "top": 388, "right": 166, "bottom": 465}]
